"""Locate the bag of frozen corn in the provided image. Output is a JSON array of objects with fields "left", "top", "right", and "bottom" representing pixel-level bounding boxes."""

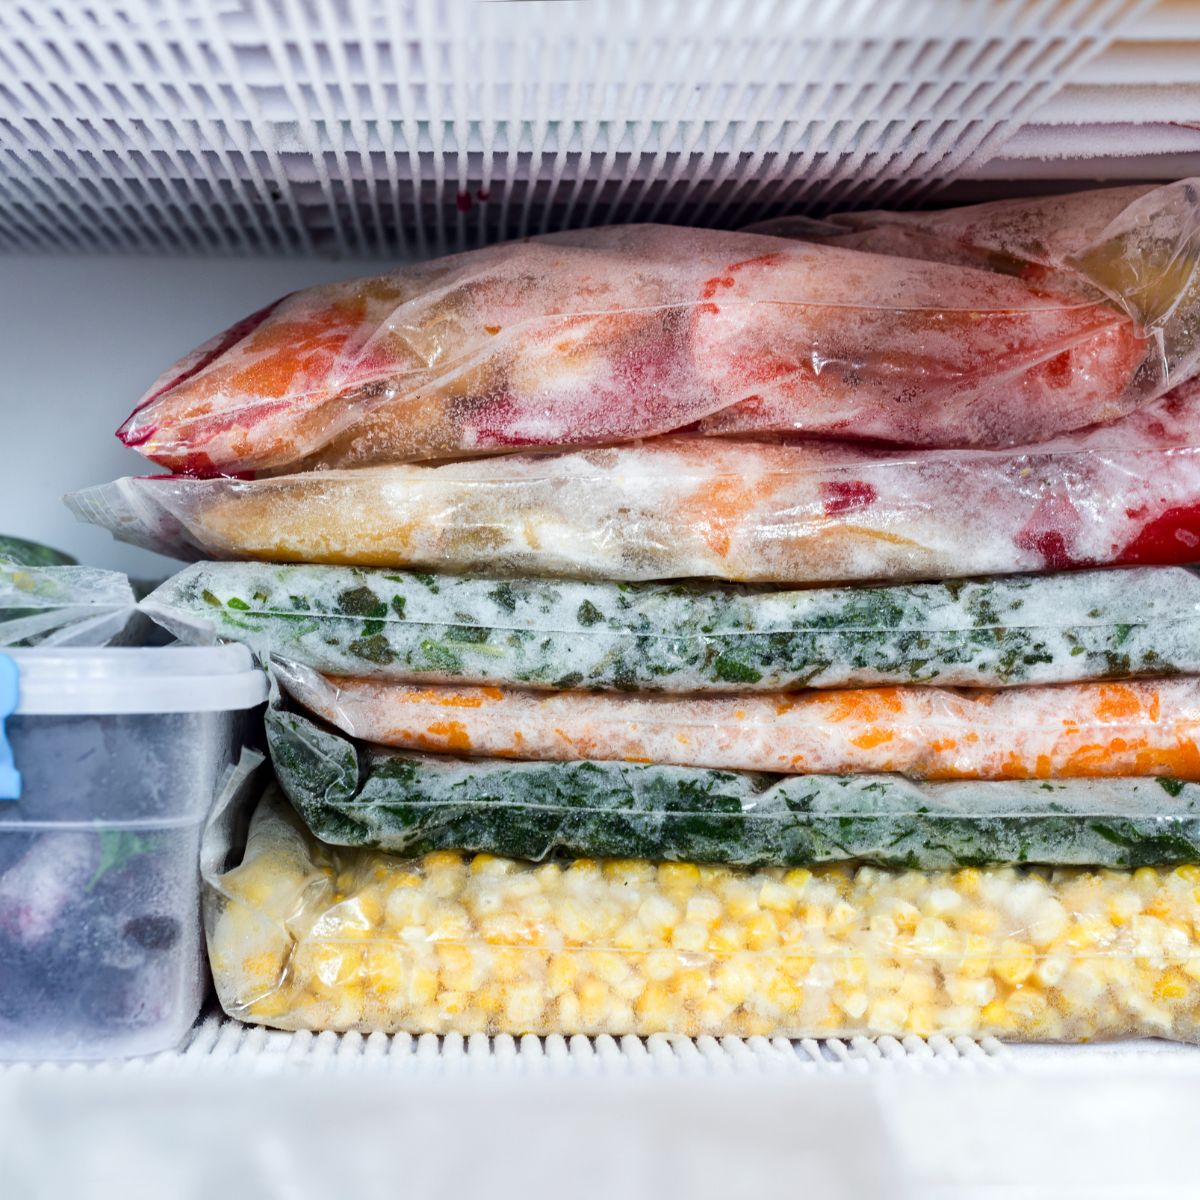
[
  {"left": 205, "top": 784, "right": 1200, "bottom": 1041},
  {"left": 117, "top": 182, "right": 1200, "bottom": 478}
]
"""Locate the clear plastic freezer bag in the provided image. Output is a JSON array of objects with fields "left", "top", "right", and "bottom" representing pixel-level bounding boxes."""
[
  {"left": 143, "top": 561, "right": 1200, "bottom": 691},
  {"left": 67, "top": 381, "right": 1200, "bottom": 585},
  {"left": 267, "top": 703, "right": 1200, "bottom": 869},
  {"left": 275, "top": 662, "right": 1200, "bottom": 781},
  {"left": 205, "top": 787, "right": 1200, "bottom": 1041},
  {"left": 747, "top": 178, "right": 1200, "bottom": 396},
  {"left": 117, "top": 182, "right": 1200, "bottom": 477},
  {"left": 0, "top": 553, "right": 136, "bottom": 649}
]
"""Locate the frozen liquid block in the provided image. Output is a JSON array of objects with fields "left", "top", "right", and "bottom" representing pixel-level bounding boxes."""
[
  {"left": 275, "top": 663, "right": 1200, "bottom": 781},
  {"left": 267, "top": 703, "right": 1200, "bottom": 869},
  {"left": 144, "top": 562, "right": 1200, "bottom": 691},
  {"left": 71, "top": 382, "right": 1200, "bottom": 585},
  {"left": 206, "top": 787, "right": 1200, "bottom": 1041},
  {"left": 117, "top": 181, "right": 1200, "bottom": 477}
]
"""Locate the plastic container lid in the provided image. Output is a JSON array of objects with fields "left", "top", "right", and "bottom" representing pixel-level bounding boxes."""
[{"left": 4, "top": 645, "right": 267, "bottom": 715}]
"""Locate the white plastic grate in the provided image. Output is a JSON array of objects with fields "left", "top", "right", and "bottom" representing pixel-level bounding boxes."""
[
  {"left": 0, "top": 1016, "right": 1015, "bottom": 1077},
  {"left": 0, "top": 0, "right": 1173, "bottom": 257},
  {"left": 8, "top": 1017, "right": 1200, "bottom": 1079}
]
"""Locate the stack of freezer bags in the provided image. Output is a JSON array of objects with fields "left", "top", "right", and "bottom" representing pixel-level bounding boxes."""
[{"left": 107, "top": 179, "right": 1200, "bottom": 1042}]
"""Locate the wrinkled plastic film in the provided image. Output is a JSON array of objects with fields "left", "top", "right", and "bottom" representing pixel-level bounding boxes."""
[
  {"left": 119, "top": 184, "right": 1200, "bottom": 477},
  {"left": 69, "top": 383, "right": 1200, "bottom": 585},
  {"left": 274, "top": 662, "right": 1200, "bottom": 781},
  {"left": 0, "top": 563, "right": 137, "bottom": 648},
  {"left": 266, "top": 704, "right": 1200, "bottom": 869},
  {"left": 205, "top": 787, "right": 1200, "bottom": 1041},
  {"left": 749, "top": 179, "right": 1200, "bottom": 391},
  {"left": 143, "top": 561, "right": 1200, "bottom": 691}
]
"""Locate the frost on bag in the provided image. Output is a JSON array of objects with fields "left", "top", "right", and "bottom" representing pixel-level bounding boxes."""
[
  {"left": 72, "top": 381, "right": 1200, "bottom": 586},
  {"left": 0, "top": 539, "right": 135, "bottom": 647},
  {"left": 205, "top": 785, "right": 1200, "bottom": 1041},
  {"left": 267, "top": 702, "right": 1200, "bottom": 869},
  {"left": 116, "top": 183, "right": 1200, "bottom": 477},
  {"left": 747, "top": 178, "right": 1200, "bottom": 413},
  {"left": 145, "top": 561, "right": 1200, "bottom": 691},
  {"left": 275, "top": 661, "right": 1200, "bottom": 781}
]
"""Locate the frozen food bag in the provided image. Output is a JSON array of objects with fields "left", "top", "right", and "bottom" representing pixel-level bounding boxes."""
[
  {"left": 205, "top": 785, "right": 1200, "bottom": 1040},
  {"left": 71, "top": 382, "right": 1200, "bottom": 585},
  {"left": 145, "top": 561, "right": 1200, "bottom": 691},
  {"left": 117, "top": 184, "right": 1200, "bottom": 477},
  {"left": 0, "top": 555, "right": 136, "bottom": 648},
  {"left": 274, "top": 662, "right": 1200, "bottom": 781},
  {"left": 746, "top": 179, "right": 1200, "bottom": 401},
  {"left": 0, "top": 537, "right": 76, "bottom": 568},
  {"left": 267, "top": 702, "right": 1200, "bottom": 869}
]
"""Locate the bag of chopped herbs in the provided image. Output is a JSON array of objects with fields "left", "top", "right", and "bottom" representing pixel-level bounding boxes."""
[
  {"left": 143, "top": 561, "right": 1200, "bottom": 692},
  {"left": 266, "top": 702, "right": 1200, "bottom": 869}
]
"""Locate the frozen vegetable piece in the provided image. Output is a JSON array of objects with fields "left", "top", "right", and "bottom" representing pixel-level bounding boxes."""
[
  {"left": 268, "top": 704, "right": 1200, "bottom": 869},
  {"left": 0, "top": 561, "right": 136, "bottom": 648},
  {"left": 205, "top": 787, "right": 1200, "bottom": 1040},
  {"left": 0, "top": 536, "right": 76, "bottom": 568},
  {"left": 275, "top": 663, "right": 1200, "bottom": 781},
  {"left": 0, "top": 833, "right": 101, "bottom": 947},
  {"left": 71, "top": 381, "right": 1200, "bottom": 584},
  {"left": 144, "top": 562, "right": 1200, "bottom": 691},
  {"left": 117, "top": 191, "right": 1194, "bottom": 477},
  {"left": 749, "top": 179, "right": 1200, "bottom": 392}
]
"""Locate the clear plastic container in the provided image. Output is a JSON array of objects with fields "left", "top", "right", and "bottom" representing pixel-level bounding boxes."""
[{"left": 0, "top": 645, "right": 266, "bottom": 1060}]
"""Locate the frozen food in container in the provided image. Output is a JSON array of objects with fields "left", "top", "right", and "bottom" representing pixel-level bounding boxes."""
[
  {"left": 0, "top": 645, "right": 266, "bottom": 1059},
  {"left": 71, "top": 381, "right": 1200, "bottom": 585},
  {"left": 274, "top": 661, "right": 1200, "bottom": 781},
  {"left": 117, "top": 181, "right": 1200, "bottom": 477},
  {"left": 144, "top": 561, "right": 1200, "bottom": 691},
  {"left": 267, "top": 703, "right": 1200, "bottom": 869},
  {"left": 205, "top": 786, "right": 1200, "bottom": 1042}
]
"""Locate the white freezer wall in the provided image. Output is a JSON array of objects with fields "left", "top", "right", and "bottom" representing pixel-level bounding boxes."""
[{"left": 0, "top": 255, "right": 362, "bottom": 579}]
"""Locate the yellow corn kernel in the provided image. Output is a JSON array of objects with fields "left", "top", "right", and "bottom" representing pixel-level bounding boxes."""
[
  {"left": 952, "top": 868, "right": 981, "bottom": 897},
  {"left": 685, "top": 894, "right": 722, "bottom": 926},
  {"left": 637, "top": 894, "right": 680, "bottom": 940},
  {"left": 364, "top": 947, "right": 407, "bottom": 994},
  {"left": 1153, "top": 971, "right": 1190, "bottom": 1002},
  {"left": 960, "top": 907, "right": 1001, "bottom": 936},
  {"left": 658, "top": 863, "right": 701, "bottom": 893},
  {"left": 1173, "top": 864, "right": 1200, "bottom": 884},
  {"left": 759, "top": 880, "right": 794, "bottom": 913},
  {"left": 784, "top": 868, "right": 812, "bottom": 892},
  {"left": 866, "top": 996, "right": 909, "bottom": 1033},
  {"left": 992, "top": 939, "right": 1036, "bottom": 987},
  {"left": 1106, "top": 890, "right": 1143, "bottom": 927},
  {"left": 672, "top": 920, "right": 710, "bottom": 954},
  {"left": 635, "top": 981, "right": 674, "bottom": 1030},
  {"left": 578, "top": 977, "right": 612, "bottom": 1027},
  {"left": 979, "top": 999, "right": 1017, "bottom": 1033}
]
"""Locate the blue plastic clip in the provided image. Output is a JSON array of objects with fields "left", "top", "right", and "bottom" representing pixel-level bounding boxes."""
[{"left": 0, "top": 653, "right": 19, "bottom": 800}]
